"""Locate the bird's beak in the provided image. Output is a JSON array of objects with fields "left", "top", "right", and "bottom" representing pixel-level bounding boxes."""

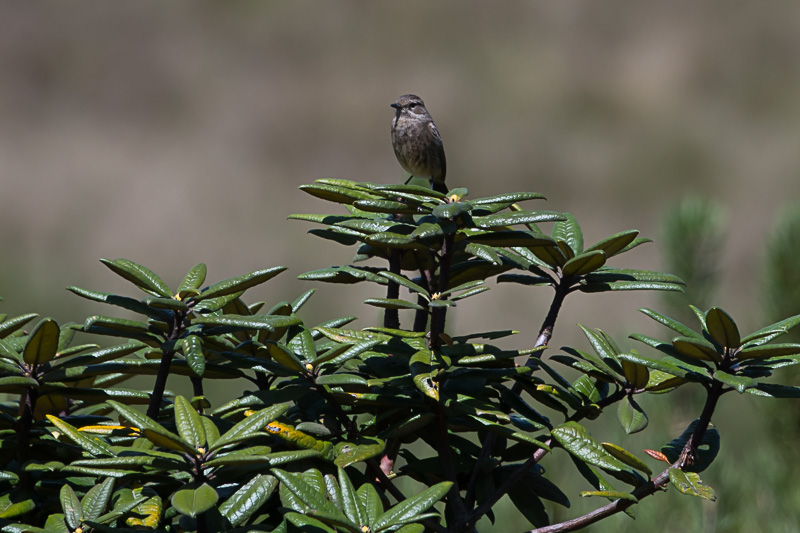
[{"left": 390, "top": 103, "right": 400, "bottom": 109}]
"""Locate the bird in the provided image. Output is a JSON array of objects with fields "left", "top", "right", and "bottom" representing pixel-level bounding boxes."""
[{"left": 390, "top": 94, "right": 448, "bottom": 194}]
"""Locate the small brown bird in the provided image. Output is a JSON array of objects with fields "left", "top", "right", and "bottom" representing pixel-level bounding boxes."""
[{"left": 390, "top": 94, "right": 448, "bottom": 194}]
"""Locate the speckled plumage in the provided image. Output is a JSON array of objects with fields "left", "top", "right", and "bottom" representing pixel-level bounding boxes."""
[{"left": 390, "top": 94, "right": 447, "bottom": 194}]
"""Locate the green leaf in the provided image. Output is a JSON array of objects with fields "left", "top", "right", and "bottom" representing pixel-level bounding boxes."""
[
  {"left": 551, "top": 422, "right": 634, "bottom": 475},
  {"left": 193, "top": 314, "right": 302, "bottom": 331},
  {"left": 377, "top": 272, "right": 430, "bottom": 299},
  {"left": 363, "top": 298, "right": 425, "bottom": 311},
  {"left": 100, "top": 258, "right": 172, "bottom": 298},
  {"left": 194, "top": 267, "right": 287, "bottom": 301},
  {"left": 585, "top": 229, "right": 639, "bottom": 257},
  {"left": 81, "top": 478, "right": 115, "bottom": 521},
  {"left": 273, "top": 469, "right": 358, "bottom": 530},
  {"left": 60, "top": 485, "right": 83, "bottom": 529},
  {"left": 737, "top": 343, "right": 800, "bottom": 360},
  {"left": 672, "top": 337, "right": 722, "bottom": 364},
  {"left": 107, "top": 400, "right": 196, "bottom": 454},
  {"left": 471, "top": 192, "right": 546, "bottom": 205},
  {"left": 621, "top": 359, "right": 649, "bottom": 388},
  {"left": 211, "top": 403, "right": 289, "bottom": 451},
  {"left": 601, "top": 442, "right": 652, "bottom": 476},
  {"left": 353, "top": 199, "right": 419, "bottom": 215},
  {"left": 551, "top": 212, "right": 583, "bottom": 254},
  {"left": 713, "top": 370, "right": 757, "bottom": 393},
  {"left": 372, "top": 481, "right": 451, "bottom": 531},
  {"left": 334, "top": 437, "right": 386, "bottom": 468},
  {"left": 300, "top": 182, "right": 378, "bottom": 204},
  {"left": 669, "top": 469, "right": 716, "bottom": 501},
  {"left": 358, "top": 484, "right": 384, "bottom": 525},
  {"left": 472, "top": 210, "right": 565, "bottom": 229},
  {"left": 0, "top": 493, "right": 36, "bottom": 520},
  {"left": 0, "top": 313, "right": 38, "bottom": 339},
  {"left": 705, "top": 307, "right": 740, "bottom": 349},
  {"left": 219, "top": 474, "right": 278, "bottom": 527},
  {"left": 284, "top": 512, "right": 338, "bottom": 532},
  {"left": 580, "top": 490, "right": 638, "bottom": 502},
  {"left": 23, "top": 318, "right": 60, "bottom": 365},
  {"left": 741, "top": 314, "right": 800, "bottom": 346},
  {"left": 46, "top": 415, "right": 113, "bottom": 457},
  {"left": 171, "top": 482, "right": 219, "bottom": 517},
  {"left": 182, "top": 334, "right": 205, "bottom": 377},
  {"left": 177, "top": 263, "right": 207, "bottom": 298},
  {"left": 562, "top": 251, "right": 606, "bottom": 277},
  {"left": 336, "top": 466, "right": 366, "bottom": 527},
  {"left": 617, "top": 396, "right": 649, "bottom": 434},
  {"left": 174, "top": 395, "right": 206, "bottom": 450}
]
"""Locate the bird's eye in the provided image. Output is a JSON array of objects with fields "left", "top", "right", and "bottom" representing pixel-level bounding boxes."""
[{"left": 409, "top": 103, "right": 418, "bottom": 108}]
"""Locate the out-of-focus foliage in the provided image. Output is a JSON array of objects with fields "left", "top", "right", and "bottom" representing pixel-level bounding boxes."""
[{"left": 659, "top": 197, "right": 726, "bottom": 320}]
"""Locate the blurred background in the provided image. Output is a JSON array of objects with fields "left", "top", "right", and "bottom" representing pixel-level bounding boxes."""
[{"left": 2, "top": 2, "right": 800, "bottom": 531}]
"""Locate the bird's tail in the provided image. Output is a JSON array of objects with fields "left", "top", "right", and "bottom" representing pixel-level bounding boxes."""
[{"left": 432, "top": 180, "right": 449, "bottom": 195}]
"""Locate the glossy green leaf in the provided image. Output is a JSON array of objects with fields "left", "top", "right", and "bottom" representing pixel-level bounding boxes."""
[
  {"left": 705, "top": 307, "right": 740, "bottom": 350},
  {"left": 551, "top": 422, "right": 633, "bottom": 474},
  {"left": 471, "top": 192, "right": 545, "bottom": 204},
  {"left": 0, "top": 313, "right": 38, "bottom": 339},
  {"left": 107, "top": 400, "right": 195, "bottom": 454},
  {"left": 181, "top": 334, "right": 205, "bottom": 377},
  {"left": 740, "top": 314, "right": 800, "bottom": 346},
  {"left": 585, "top": 229, "right": 639, "bottom": 257},
  {"left": 580, "top": 490, "right": 638, "bottom": 502},
  {"left": 672, "top": 337, "right": 722, "bottom": 363},
  {"left": 100, "top": 258, "right": 172, "bottom": 298},
  {"left": 562, "top": 251, "right": 606, "bottom": 277},
  {"left": 316, "top": 373, "right": 369, "bottom": 387},
  {"left": 66, "top": 286, "right": 154, "bottom": 316},
  {"left": 194, "top": 314, "right": 302, "bottom": 331},
  {"left": 194, "top": 267, "right": 287, "bottom": 302},
  {"left": 669, "top": 469, "right": 716, "bottom": 501},
  {"left": 284, "top": 512, "right": 338, "bottom": 532},
  {"left": 334, "top": 437, "right": 386, "bottom": 467},
  {"left": 174, "top": 395, "right": 206, "bottom": 450},
  {"left": 176, "top": 263, "right": 207, "bottom": 298},
  {"left": 211, "top": 403, "right": 289, "bottom": 451},
  {"left": 273, "top": 469, "right": 358, "bottom": 530},
  {"left": 219, "top": 474, "right": 278, "bottom": 527},
  {"left": 46, "top": 415, "right": 113, "bottom": 457},
  {"left": 264, "top": 341, "right": 307, "bottom": 373},
  {"left": 60, "top": 485, "right": 83, "bottom": 529},
  {"left": 737, "top": 343, "right": 800, "bottom": 360},
  {"left": 0, "top": 494, "right": 36, "bottom": 520},
  {"left": 551, "top": 212, "right": 583, "bottom": 254},
  {"left": 621, "top": 359, "right": 649, "bottom": 388},
  {"left": 299, "top": 265, "right": 389, "bottom": 285},
  {"left": 300, "top": 182, "right": 378, "bottom": 204},
  {"left": 472, "top": 210, "right": 564, "bottom": 229},
  {"left": 372, "top": 481, "right": 450, "bottom": 531},
  {"left": 377, "top": 272, "right": 430, "bottom": 298},
  {"left": 354, "top": 199, "right": 419, "bottom": 214},
  {"left": 713, "top": 370, "right": 757, "bottom": 393},
  {"left": 364, "top": 298, "right": 425, "bottom": 311},
  {"left": 638, "top": 308, "right": 701, "bottom": 339},
  {"left": 617, "top": 396, "right": 649, "bottom": 434},
  {"left": 171, "top": 482, "right": 219, "bottom": 517},
  {"left": 23, "top": 318, "right": 60, "bottom": 365},
  {"left": 601, "top": 442, "right": 651, "bottom": 475},
  {"left": 531, "top": 244, "right": 567, "bottom": 268},
  {"left": 81, "top": 477, "right": 115, "bottom": 521}
]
